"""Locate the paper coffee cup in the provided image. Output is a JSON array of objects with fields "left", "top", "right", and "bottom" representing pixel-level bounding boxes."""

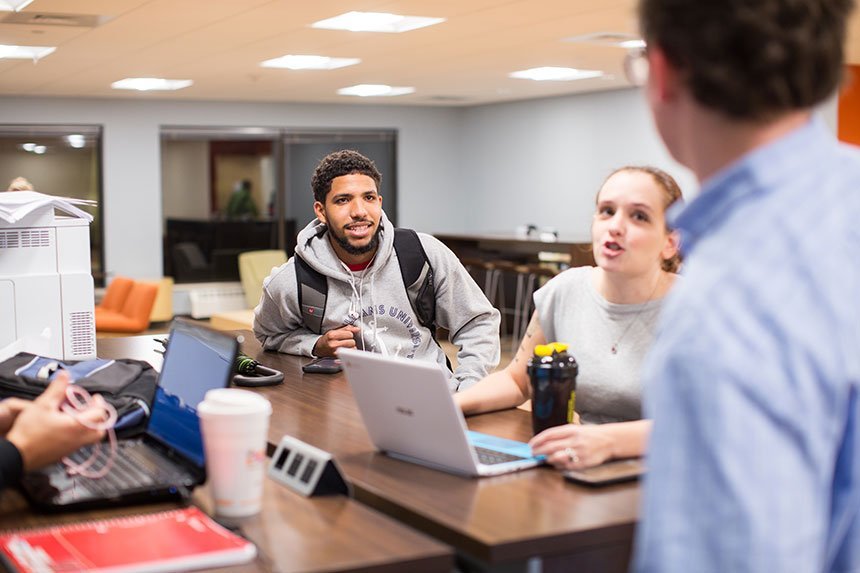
[{"left": 198, "top": 388, "right": 272, "bottom": 518}]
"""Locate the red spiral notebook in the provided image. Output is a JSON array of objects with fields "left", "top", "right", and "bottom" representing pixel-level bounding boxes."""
[{"left": 0, "top": 506, "right": 256, "bottom": 572}]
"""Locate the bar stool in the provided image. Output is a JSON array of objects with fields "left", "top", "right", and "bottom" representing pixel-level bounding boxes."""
[
  {"left": 511, "top": 264, "right": 559, "bottom": 354},
  {"left": 480, "top": 260, "right": 534, "bottom": 354},
  {"left": 484, "top": 260, "right": 516, "bottom": 336},
  {"left": 460, "top": 257, "right": 495, "bottom": 297}
]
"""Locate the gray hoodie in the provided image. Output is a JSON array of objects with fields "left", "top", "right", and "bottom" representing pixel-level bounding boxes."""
[{"left": 253, "top": 212, "right": 500, "bottom": 390}]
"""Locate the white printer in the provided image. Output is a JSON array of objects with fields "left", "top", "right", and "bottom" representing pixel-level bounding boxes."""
[{"left": 0, "top": 193, "right": 96, "bottom": 360}]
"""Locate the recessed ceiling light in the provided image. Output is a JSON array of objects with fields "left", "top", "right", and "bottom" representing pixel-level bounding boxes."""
[
  {"left": 312, "top": 11, "right": 444, "bottom": 33},
  {"left": 111, "top": 78, "right": 193, "bottom": 91},
  {"left": 563, "top": 32, "right": 646, "bottom": 49},
  {"left": 509, "top": 67, "right": 604, "bottom": 82},
  {"left": 337, "top": 84, "right": 415, "bottom": 97},
  {"left": 260, "top": 54, "right": 360, "bottom": 70},
  {"left": 21, "top": 142, "right": 47, "bottom": 153},
  {"left": 0, "top": 0, "right": 34, "bottom": 12},
  {"left": 0, "top": 44, "right": 56, "bottom": 61},
  {"left": 66, "top": 134, "right": 85, "bottom": 148}
]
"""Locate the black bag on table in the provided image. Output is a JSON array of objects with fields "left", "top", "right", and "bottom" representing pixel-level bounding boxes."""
[{"left": 0, "top": 352, "right": 157, "bottom": 439}]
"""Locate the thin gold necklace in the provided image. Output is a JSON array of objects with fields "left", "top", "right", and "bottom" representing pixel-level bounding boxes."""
[{"left": 607, "top": 276, "right": 662, "bottom": 355}]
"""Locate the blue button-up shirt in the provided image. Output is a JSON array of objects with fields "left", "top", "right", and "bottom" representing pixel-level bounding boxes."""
[{"left": 634, "top": 118, "right": 860, "bottom": 573}]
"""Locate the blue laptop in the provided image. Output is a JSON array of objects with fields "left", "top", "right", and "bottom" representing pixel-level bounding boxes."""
[{"left": 21, "top": 320, "right": 238, "bottom": 511}]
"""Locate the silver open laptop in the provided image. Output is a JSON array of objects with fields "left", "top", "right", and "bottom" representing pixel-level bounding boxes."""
[{"left": 339, "top": 349, "right": 543, "bottom": 477}]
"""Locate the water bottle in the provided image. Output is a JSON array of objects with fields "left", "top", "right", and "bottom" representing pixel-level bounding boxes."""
[{"left": 528, "top": 342, "right": 578, "bottom": 435}]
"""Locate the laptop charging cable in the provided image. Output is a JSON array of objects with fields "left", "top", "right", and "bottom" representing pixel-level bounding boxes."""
[{"left": 60, "top": 383, "right": 118, "bottom": 479}]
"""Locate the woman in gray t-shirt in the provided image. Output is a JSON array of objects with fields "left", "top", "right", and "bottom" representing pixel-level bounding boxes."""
[{"left": 456, "top": 166, "right": 682, "bottom": 470}]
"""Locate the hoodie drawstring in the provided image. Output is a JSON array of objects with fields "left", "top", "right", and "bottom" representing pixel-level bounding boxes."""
[
  {"left": 369, "top": 271, "right": 378, "bottom": 350},
  {"left": 341, "top": 254, "right": 382, "bottom": 353},
  {"left": 341, "top": 264, "right": 364, "bottom": 350},
  {"left": 357, "top": 271, "right": 366, "bottom": 351}
]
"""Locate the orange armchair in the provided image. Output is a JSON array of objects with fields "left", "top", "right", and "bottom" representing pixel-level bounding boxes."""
[
  {"left": 95, "top": 277, "right": 134, "bottom": 315},
  {"left": 95, "top": 278, "right": 159, "bottom": 333}
]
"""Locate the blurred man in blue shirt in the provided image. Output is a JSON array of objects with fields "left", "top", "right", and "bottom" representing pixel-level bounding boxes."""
[{"left": 631, "top": 1, "right": 860, "bottom": 572}]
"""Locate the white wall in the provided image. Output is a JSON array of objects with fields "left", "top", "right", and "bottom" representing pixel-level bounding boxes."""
[
  {"left": 4, "top": 88, "right": 830, "bottom": 280},
  {"left": 0, "top": 97, "right": 465, "bottom": 279},
  {"left": 454, "top": 89, "right": 838, "bottom": 241},
  {"left": 457, "top": 88, "right": 696, "bottom": 240}
]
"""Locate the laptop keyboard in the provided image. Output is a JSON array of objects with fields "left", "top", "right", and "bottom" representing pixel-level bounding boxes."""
[
  {"left": 70, "top": 443, "right": 184, "bottom": 496},
  {"left": 474, "top": 446, "right": 527, "bottom": 465}
]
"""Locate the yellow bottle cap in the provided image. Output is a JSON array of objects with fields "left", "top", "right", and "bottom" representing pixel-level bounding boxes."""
[
  {"left": 550, "top": 342, "right": 569, "bottom": 353},
  {"left": 534, "top": 344, "right": 553, "bottom": 357}
]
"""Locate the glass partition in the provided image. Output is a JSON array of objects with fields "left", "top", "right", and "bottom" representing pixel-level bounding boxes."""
[
  {"left": 282, "top": 130, "right": 398, "bottom": 231},
  {"left": 160, "top": 127, "right": 397, "bottom": 284},
  {"left": 0, "top": 124, "right": 104, "bottom": 284},
  {"left": 161, "top": 127, "right": 280, "bottom": 283}
]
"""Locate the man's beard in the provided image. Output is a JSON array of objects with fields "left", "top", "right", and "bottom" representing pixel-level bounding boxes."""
[{"left": 330, "top": 223, "right": 381, "bottom": 256}]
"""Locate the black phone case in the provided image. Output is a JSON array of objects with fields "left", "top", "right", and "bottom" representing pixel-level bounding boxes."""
[
  {"left": 562, "top": 458, "right": 645, "bottom": 487},
  {"left": 302, "top": 358, "right": 342, "bottom": 374}
]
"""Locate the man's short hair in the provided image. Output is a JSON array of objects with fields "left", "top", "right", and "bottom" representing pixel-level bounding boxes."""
[
  {"left": 311, "top": 150, "right": 382, "bottom": 203},
  {"left": 639, "top": 0, "right": 855, "bottom": 120}
]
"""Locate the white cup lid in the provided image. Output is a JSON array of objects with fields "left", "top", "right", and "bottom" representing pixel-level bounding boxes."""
[{"left": 198, "top": 388, "right": 272, "bottom": 416}]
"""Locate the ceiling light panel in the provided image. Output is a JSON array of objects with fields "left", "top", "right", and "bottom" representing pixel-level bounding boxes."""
[
  {"left": 0, "top": 0, "right": 34, "bottom": 12},
  {"left": 337, "top": 84, "right": 415, "bottom": 97},
  {"left": 111, "top": 78, "right": 193, "bottom": 91},
  {"left": 509, "top": 67, "right": 604, "bottom": 82},
  {"left": 0, "top": 44, "right": 56, "bottom": 61},
  {"left": 260, "top": 54, "right": 360, "bottom": 70},
  {"left": 312, "top": 11, "right": 444, "bottom": 33}
]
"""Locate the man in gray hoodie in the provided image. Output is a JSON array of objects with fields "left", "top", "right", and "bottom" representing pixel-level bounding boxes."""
[{"left": 253, "top": 150, "right": 500, "bottom": 391}]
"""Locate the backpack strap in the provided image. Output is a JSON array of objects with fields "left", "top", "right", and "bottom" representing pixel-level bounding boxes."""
[
  {"left": 393, "top": 229, "right": 452, "bottom": 372},
  {"left": 294, "top": 254, "right": 327, "bottom": 335},
  {"left": 393, "top": 228, "right": 436, "bottom": 330}
]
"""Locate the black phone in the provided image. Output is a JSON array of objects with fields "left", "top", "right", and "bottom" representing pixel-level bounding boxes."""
[
  {"left": 563, "top": 458, "right": 645, "bottom": 487},
  {"left": 302, "top": 357, "right": 342, "bottom": 374}
]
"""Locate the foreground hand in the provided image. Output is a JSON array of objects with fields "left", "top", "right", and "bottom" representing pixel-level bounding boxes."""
[
  {"left": 529, "top": 423, "right": 615, "bottom": 470},
  {"left": 0, "top": 397, "right": 29, "bottom": 436},
  {"left": 6, "top": 372, "right": 106, "bottom": 471},
  {"left": 313, "top": 325, "right": 360, "bottom": 357}
]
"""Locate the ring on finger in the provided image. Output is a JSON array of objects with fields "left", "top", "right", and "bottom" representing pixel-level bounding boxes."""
[{"left": 564, "top": 447, "right": 579, "bottom": 464}]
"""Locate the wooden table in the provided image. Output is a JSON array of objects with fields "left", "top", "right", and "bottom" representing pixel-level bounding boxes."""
[
  {"left": 4, "top": 336, "right": 452, "bottom": 573},
  {"left": 98, "top": 333, "right": 639, "bottom": 572},
  {"left": 2, "top": 479, "right": 450, "bottom": 573}
]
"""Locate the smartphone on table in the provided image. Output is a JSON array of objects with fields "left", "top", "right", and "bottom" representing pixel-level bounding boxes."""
[
  {"left": 563, "top": 458, "right": 645, "bottom": 486},
  {"left": 302, "top": 357, "right": 342, "bottom": 374}
]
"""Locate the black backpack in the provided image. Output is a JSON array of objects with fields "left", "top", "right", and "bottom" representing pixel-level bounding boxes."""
[
  {"left": 294, "top": 228, "right": 437, "bottom": 335},
  {"left": 0, "top": 353, "right": 158, "bottom": 439}
]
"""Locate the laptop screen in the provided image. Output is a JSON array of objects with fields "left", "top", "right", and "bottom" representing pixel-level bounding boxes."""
[{"left": 146, "top": 322, "right": 237, "bottom": 467}]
